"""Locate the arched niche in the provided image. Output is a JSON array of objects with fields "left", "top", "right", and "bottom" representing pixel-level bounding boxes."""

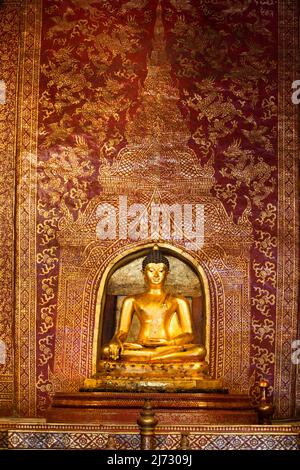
[{"left": 92, "top": 243, "right": 211, "bottom": 374}]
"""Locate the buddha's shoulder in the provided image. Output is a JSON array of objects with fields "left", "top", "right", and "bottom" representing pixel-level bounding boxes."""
[
  {"left": 171, "top": 294, "right": 189, "bottom": 304},
  {"left": 122, "top": 293, "right": 144, "bottom": 303},
  {"left": 121, "top": 295, "right": 136, "bottom": 305}
]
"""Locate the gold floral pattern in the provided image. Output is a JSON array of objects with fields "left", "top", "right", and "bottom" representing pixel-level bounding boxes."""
[
  {"left": 252, "top": 345, "right": 275, "bottom": 375},
  {"left": 253, "top": 261, "right": 276, "bottom": 287},
  {"left": 252, "top": 287, "right": 275, "bottom": 317},
  {"left": 252, "top": 318, "right": 275, "bottom": 345}
]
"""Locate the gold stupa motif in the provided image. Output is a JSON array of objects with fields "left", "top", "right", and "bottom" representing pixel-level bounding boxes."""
[{"left": 99, "top": 0, "right": 214, "bottom": 195}]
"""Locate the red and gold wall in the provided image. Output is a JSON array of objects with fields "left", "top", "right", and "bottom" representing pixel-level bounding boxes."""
[{"left": 0, "top": 0, "right": 298, "bottom": 419}]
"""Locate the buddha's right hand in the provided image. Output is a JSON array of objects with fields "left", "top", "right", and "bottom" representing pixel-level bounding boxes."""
[{"left": 108, "top": 340, "right": 123, "bottom": 360}]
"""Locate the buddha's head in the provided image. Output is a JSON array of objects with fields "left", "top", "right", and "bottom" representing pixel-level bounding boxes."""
[{"left": 142, "top": 245, "right": 169, "bottom": 288}]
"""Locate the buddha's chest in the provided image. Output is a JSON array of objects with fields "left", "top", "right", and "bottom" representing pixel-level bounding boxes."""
[{"left": 134, "top": 300, "right": 175, "bottom": 325}]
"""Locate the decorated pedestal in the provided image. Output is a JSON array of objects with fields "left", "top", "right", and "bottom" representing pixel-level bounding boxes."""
[
  {"left": 47, "top": 391, "right": 258, "bottom": 426},
  {"left": 81, "top": 360, "right": 222, "bottom": 392}
]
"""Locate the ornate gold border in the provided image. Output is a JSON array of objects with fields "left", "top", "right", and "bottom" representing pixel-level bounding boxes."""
[
  {"left": 0, "top": 0, "right": 21, "bottom": 414},
  {"left": 0, "top": 420, "right": 299, "bottom": 434},
  {"left": 275, "top": 0, "right": 299, "bottom": 418},
  {"left": 15, "top": 0, "right": 42, "bottom": 416}
]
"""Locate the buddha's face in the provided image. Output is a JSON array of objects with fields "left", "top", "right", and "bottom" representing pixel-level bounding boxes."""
[{"left": 144, "top": 263, "right": 168, "bottom": 287}]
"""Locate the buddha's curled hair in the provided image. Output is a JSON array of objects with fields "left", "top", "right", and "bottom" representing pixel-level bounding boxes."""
[{"left": 142, "top": 245, "right": 170, "bottom": 272}]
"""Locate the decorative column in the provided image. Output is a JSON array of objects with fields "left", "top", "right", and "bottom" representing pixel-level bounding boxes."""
[{"left": 137, "top": 399, "right": 158, "bottom": 450}]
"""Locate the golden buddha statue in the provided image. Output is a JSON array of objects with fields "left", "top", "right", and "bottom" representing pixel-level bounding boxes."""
[
  {"left": 102, "top": 246, "right": 206, "bottom": 363},
  {"left": 83, "top": 246, "right": 222, "bottom": 392}
]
